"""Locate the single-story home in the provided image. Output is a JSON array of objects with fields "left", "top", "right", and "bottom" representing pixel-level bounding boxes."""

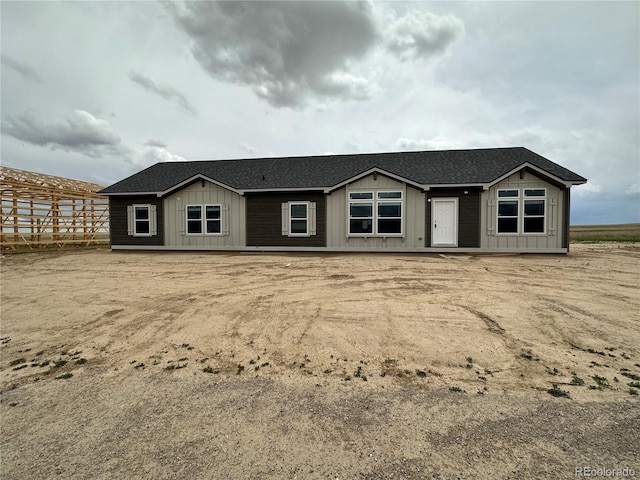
[{"left": 98, "top": 147, "right": 587, "bottom": 253}]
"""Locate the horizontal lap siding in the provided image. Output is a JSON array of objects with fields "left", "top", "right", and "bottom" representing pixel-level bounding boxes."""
[
  {"left": 246, "top": 192, "right": 326, "bottom": 247},
  {"left": 109, "top": 196, "right": 164, "bottom": 246},
  {"left": 426, "top": 189, "right": 480, "bottom": 247}
]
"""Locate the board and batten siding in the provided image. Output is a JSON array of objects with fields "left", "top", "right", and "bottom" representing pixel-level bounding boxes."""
[
  {"left": 163, "top": 180, "right": 246, "bottom": 248},
  {"left": 326, "top": 173, "right": 426, "bottom": 249},
  {"left": 109, "top": 195, "right": 164, "bottom": 246},
  {"left": 246, "top": 192, "right": 326, "bottom": 247},
  {"left": 425, "top": 188, "right": 481, "bottom": 248},
  {"left": 481, "top": 170, "right": 564, "bottom": 250}
]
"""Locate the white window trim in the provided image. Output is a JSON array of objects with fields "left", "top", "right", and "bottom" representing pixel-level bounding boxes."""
[
  {"left": 347, "top": 189, "right": 404, "bottom": 237},
  {"left": 185, "top": 204, "right": 224, "bottom": 236},
  {"left": 288, "top": 201, "right": 310, "bottom": 237},
  {"left": 204, "top": 204, "right": 223, "bottom": 236},
  {"left": 496, "top": 188, "right": 548, "bottom": 235},
  {"left": 133, "top": 204, "right": 152, "bottom": 237},
  {"left": 523, "top": 189, "right": 547, "bottom": 235},
  {"left": 185, "top": 204, "right": 203, "bottom": 236}
]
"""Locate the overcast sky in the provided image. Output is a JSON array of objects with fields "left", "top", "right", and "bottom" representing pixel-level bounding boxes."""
[{"left": 1, "top": 1, "right": 638, "bottom": 224}]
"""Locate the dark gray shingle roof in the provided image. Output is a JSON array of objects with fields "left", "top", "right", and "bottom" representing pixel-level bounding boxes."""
[{"left": 99, "top": 147, "right": 586, "bottom": 194}]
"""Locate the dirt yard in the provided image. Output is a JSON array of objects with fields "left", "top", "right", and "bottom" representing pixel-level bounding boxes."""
[{"left": 1, "top": 244, "right": 639, "bottom": 479}]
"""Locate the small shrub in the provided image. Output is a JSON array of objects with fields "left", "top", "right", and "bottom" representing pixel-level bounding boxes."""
[
  {"left": 75, "top": 358, "right": 87, "bottom": 365},
  {"left": 236, "top": 364, "right": 245, "bottom": 375},
  {"left": 630, "top": 389, "right": 638, "bottom": 396},
  {"left": 55, "top": 373, "right": 73, "bottom": 380},
  {"left": 628, "top": 381, "right": 640, "bottom": 389},
  {"left": 449, "top": 386, "right": 463, "bottom": 393},
  {"left": 12, "top": 364, "right": 28, "bottom": 371},
  {"left": 53, "top": 359, "right": 67, "bottom": 368},
  {"left": 548, "top": 385, "right": 570, "bottom": 398},
  {"left": 415, "top": 370, "right": 427, "bottom": 378},
  {"left": 591, "top": 375, "right": 610, "bottom": 390},
  {"left": 466, "top": 357, "right": 473, "bottom": 364},
  {"left": 202, "top": 366, "right": 218, "bottom": 374},
  {"left": 9, "top": 358, "right": 26, "bottom": 366},
  {"left": 571, "top": 375, "right": 585, "bottom": 386}
]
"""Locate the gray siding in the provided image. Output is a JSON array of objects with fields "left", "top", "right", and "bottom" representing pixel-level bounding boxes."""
[
  {"left": 481, "top": 170, "right": 564, "bottom": 250},
  {"left": 109, "top": 196, "right": 164, "bottom": 246},
  {"left": 326, "top": 173, "right": 426, "bottom": 249},
  {"left": 163, "top": 180, "right": 246, "bottom": 247},
  {"left": 426, "top": 188, "right": 481, "bottom": 247},
  {"left": 246, "top": 192, "right": 326, "bottom": 247}
]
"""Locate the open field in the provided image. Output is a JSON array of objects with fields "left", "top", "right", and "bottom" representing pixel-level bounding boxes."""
[
  {"left": 571, "top": 223, "right": 640, "bottom": 243},
  {"left": 1, "top": 244, "right": 639, "bottom": 479}
]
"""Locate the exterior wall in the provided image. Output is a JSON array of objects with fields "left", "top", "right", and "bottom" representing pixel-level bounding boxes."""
[
  {"left": 163, "top": 180, "right": 246, "bottom": 247},
  {"left": 109, "top": 195, "right": 164, "bottom": 246},
  {"left": 481, "top": 170, "right": 564, "bottom": 250},
  {"left": 326, "top": 173, "right": 426, "bottom": 249},
  {"left": 563, "top": 187, "right": 571, "bottom": 250},
  {"left": 425, "top": 188, "right": 481, "bottom": 247},
  {"left": 246, "top": 191, "right": 326, "bottom": 247}
]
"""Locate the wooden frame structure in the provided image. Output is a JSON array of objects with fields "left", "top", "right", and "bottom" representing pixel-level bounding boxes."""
[{"left": 1, "top": 166, "right": 109, "bottom": 251}]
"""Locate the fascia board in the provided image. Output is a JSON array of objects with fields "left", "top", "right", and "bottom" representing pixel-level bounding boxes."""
[{"left": 324, "top": 167, "right": 425, "bottom": 193}]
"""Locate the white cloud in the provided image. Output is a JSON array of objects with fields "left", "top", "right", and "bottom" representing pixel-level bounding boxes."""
[
  {"left": 385, "top": 10, "right": 464, "bottom": 61},
  {"left": 126, "top": 145, "right": 187, "bottom": 167},
  {"left": 625, "top": 183, "right": 640, "bottom": 195},
  {"left": 573, "top": 182, "right": 603, "bottom": 197}
]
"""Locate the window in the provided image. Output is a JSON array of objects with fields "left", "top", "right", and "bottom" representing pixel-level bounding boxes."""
[
  {"left": 348, "top": 190, "right": 403, "bottom": 236},
  {"left": 206, "top": 205, "right": 221, "bottom": 234},
  {"left": 186, "top": 204, "right": 223, "bottom": 235},
  {"left": 377, "top": 192, "right": 402, "bottom": 234},
  {"left": 523, "top": 189, "right": 546, "bottom": 233},
  {"left": 186, "top": 205, "right": 202, "bottom": 234},
  {"left": 349, "top": 192, "right": 373, "bottom": 234},
  {"left": 281, "top": 201, "right": 316, "bottom": 236},
  {"left": 290, "top": 203, "right": 309, "bottom": 236},
  {"left": 134, "top": 205, "right": 151, "bottom": 235},
  {"left": 496, "top": 189, "right": 546, "bottom": 234}
]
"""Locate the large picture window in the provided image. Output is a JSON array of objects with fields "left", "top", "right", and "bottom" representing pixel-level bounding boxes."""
[
  {"left": 497, "top": 189, "right": 546, "bottom": 234},
  {"left": 348, "top": 190, "right": 403, "bottom": 236}
]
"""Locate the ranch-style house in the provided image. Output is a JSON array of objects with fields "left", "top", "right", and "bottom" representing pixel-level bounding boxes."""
[{"left": 98, "top": 147, "right": 587, "bottom": 253}]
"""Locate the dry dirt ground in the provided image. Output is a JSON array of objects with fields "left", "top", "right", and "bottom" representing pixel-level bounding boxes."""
[{"left": 1, "top": 244, "right": 639, "bottom": 479}]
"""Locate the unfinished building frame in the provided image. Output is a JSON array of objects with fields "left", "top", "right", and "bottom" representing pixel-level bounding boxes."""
[{"left": 1, "top": 166, "right": 109, "bottom": 251}]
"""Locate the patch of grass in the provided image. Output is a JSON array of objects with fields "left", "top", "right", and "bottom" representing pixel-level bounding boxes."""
[
  {"left": 12, "top": 364, "right": 28, "bottom": 371},
  {"left": 591, "top": 375, "right": 610, "bottom": 389},
  {"left": 75, "top": 358, "right": 87, "bottom": 365},
  {"left": 570, "top": 224, "right": 640, "bottom": 243},
  {"left": 415, "top": 369, "right": 427, "bottom": 378},
  {"left": 9, "top": 358, "right": 26, "bottom": 366},
  {"left": 571, "top": 375, "right": 585, "bottom": 386},
  {"left": 630, "top": 389, "right": 638, "bottom": 396},
  {"left": 620, "top": 371, "right": 640, "bottom": 381},
  {"left": 466, "top": 357, "right": 473, "bottom": 364},
  {"left": 449, "top": 386, "right": 463, "bottom": 393},
  {"left": 548, "top": 385, "right": 570, "bottom": 398},
  {"left": 53, "top": 359, "right": 67, "bottom": 368},
  {"left": 585, "top": 348, "right": 606, "bottom": 356},
  {"left": 429, "top": 369, "right": 443, "bottom": 377},
  {"left": 55, "top": 373, "right": 73, "bottom": 380},
  {"left": 236, "top": 364, "right": 245, "bottom": 375},
  {"left": 35, "top": 350, "right": 44, "bottom": 356},
  {"left": 628, "top": 381, "right": 640, "bottom": 389},
  {"left": 39, "top": 360, "right": 51, "bottom": 367},
  {"left": 202, "top": 366, "right": 218, "bottom": 374}
]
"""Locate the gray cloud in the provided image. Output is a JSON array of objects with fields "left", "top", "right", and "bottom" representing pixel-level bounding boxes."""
[
  {"left": 129, "top": 71, "right": 197, "bottom": 115},
  {"left": 1, "top": 54, "right": 43, "bottom": 83},
  {"left": 1, "top": 110, "right": 121, "bottom": 157},
  {"left": 145, "top": 139, "right": 168, "bottom": 148},
  {"left": 169, "top": 1, "right": 379, "bottom": 107}
]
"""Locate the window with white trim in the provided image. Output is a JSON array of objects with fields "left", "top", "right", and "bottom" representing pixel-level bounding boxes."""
[
  {"left": 289, "top": 202, "right": 309, "bottom": 236},
  {"left": 134, "top": 204, "right": 151, "bottom": 236},
  {"left": 497, "top": 190, "right": 518, "bottom": 234},
  {"left": 349, "top": 192, "right": 373, "bottom": 234},
  {"left": 186, "top": 204, "right": 223, "bottom": 235},
  {"left": 497, "top": 189, "right": 547, "bottom": 234},
  {"left": 523, "top": 189, "right": 546, "bottom": 234},
  {"left": 206, "top": 205, "right": 221, "bottom": 234},
  {"left": 348, "top": 190, "right": 403, "bottom": 236}
]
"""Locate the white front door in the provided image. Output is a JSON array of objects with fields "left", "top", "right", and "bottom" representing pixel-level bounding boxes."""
[{"left": 432, "top": 198, "right": 458, "bottom": 246}]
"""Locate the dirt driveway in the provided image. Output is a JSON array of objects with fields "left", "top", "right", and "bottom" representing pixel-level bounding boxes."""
[{"left": 1, "top": 244, "right": 639, "bottom": 479}]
